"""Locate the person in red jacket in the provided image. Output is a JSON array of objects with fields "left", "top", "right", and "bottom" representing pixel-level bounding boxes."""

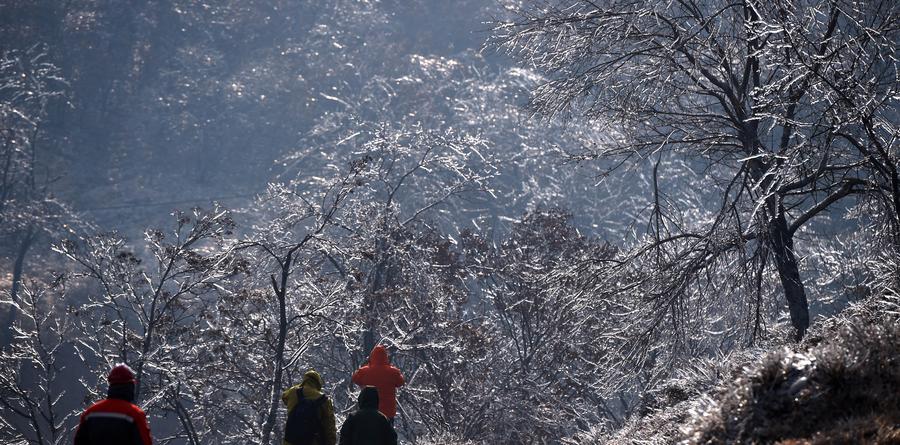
[
  {"left": 351, "top": 345, "right": 404, "bottom": 423},
  {"left": 74, "top": 364, "right": 153, "bottom": 445}
]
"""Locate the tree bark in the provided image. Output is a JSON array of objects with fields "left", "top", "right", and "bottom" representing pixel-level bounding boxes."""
[
  {"left": 748, "top": 154, "right": 810, "bottom": 341},
  {"left": 768, "top": 207, "right": 809, "bottom": 341},
  {"left": 361, "top": 237, "right": 388, "bottom": 361},
  {"left": 260, "top": 251, "right": 293, "bottom": 445},
  {"left": 10, "top": 226, "right": 35, "bottom": 304},
  {"left": 4, "top": 227, "right": 36, "bottom": 346}
]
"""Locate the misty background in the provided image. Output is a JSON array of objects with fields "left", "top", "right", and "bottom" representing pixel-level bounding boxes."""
[{"left": 2, "top": 1, "right": 897, "bottom": 444}]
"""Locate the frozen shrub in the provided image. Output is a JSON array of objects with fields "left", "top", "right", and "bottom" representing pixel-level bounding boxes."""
[{"left": 685, "top": 319, "right": 900, "bottom": 444}]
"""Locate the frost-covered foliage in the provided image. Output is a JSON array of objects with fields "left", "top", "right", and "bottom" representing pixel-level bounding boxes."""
[
  {"left": 2, "top": 1, "right": 899, "bottom": 444},
  {"left": 686, "top": 295, "right": 900, "bottom": 444},
  {"left": 0, "top": 279, "right": 73, "bottom": 445},
  {"left": 53, "top": 208, "right": 240, "bottom": 443},
  {"left": 494, "top": 0, "right": 900, "bottom": 344},
  {"left": 284, "top": 46, "right": 621, "bottom": 238},
  {"left": 585, "top": 286, "right": 900, "bottom": 445},
  {"left": 458, "top": 210, "right": 619, "bottom": 441},
  {"left": 0, "top": 46, "right": 77, "bottom": 326},
  {"left": 24, "top": 175, "right": 623, "bottom": 444},
  {"left": 0, "top": 45, "right": 68, "bottom": 235}
]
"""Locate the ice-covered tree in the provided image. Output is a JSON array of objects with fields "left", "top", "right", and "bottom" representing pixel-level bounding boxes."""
[
  {"left": 55, "top": 207, "right": 237, "bottom": 442},
  {"left": 0, "top": 279, "right": 74, "bottom": 445},
  {"left": 1, "top": 45, "right": 73, "bottom": 335},
  {"left": 493, "top": 0, "right": 900, "bottom": 341}
]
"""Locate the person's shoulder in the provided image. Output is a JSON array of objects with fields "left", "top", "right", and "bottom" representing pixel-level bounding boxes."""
[
  {"left": 352, "top": 366, "right": 371, "bottom": 382},
  {"left": 83, "top": 398, "right": 120, "bottom": 412},
  {"left": 317, "top": 394, "right": 333, "bottom": 409},
  {"left": 342, "top": 409, "right": 362, "bottom": 427},
  {"left": 127, "top": 402, "right": 147, "bottom": 416},
  {"left": 359, "top": 408, "right": 388, "bottom": 420},
  {"left": 81, "top": 399, "right": 104, "bottom": 416},
  {"left": 282, "top": 384, "right": 301, "bottom": 405},
  {"left": 83, "top": 399, "right": 145, "bottom": 418},
  {"left": 112, "top": 399, "right": 146, "bottom": 416}
]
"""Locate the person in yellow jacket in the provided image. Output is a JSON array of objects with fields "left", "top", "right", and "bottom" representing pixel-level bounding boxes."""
[{"left": 282, "top": 370, "right": 337, "bottom": 445}]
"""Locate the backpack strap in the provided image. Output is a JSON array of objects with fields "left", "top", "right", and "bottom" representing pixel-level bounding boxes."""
[
  {"left": 313, "top": 395, "right": 328, "bottom": 439},
  {"left": 314, "top": 395, "right": 327, "bottom": 420}
]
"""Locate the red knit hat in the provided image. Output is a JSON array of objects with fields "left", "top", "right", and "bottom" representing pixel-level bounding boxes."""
[{"left": 108, "top": 363, "right": 136, "bottom": 385}]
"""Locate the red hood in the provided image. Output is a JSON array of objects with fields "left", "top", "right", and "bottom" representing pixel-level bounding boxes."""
[{"left": 369, "top": 345, "right": 389, "bottom": 366}]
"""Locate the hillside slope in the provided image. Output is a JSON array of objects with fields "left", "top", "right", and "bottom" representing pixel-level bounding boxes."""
[{"left": 586, "top": 291, "right": 900, "bottom": 445}]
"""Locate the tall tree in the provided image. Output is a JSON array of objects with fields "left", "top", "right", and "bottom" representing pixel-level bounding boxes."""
[
  {"left": 493, "top": 0, "right": 900, "bottom": 340},
  {"left": 0, "top": 45, "right": 73, "bottom": 345},
  {"left": 56, "top": 207, "right": 237, "bottom": 444},
  {"left": 0, "top": 279, "right": 74, "bottom": 445}
]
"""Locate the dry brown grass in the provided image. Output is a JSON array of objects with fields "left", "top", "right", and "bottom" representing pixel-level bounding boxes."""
[
  {"left": 773, "top": 415, "right": 900, "bottom": 444},
  {"left": 684, "top": 317, "right": 900, "bottom": 444}
]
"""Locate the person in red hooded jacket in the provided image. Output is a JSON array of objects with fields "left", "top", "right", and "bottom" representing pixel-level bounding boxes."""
[
  {"left": 351, "top": 345, "right": 404, "bottom": 422},
  {"left": 74, "top": 363, "right": 153, "bottom": 445}
]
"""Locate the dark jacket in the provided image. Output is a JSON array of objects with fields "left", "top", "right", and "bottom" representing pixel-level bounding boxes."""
[
  {"left": 339, "top": 386, "right": 397, "bottom": 445},
  {"left": 74, "top": 383, "right": 152, "bottom": 445}
]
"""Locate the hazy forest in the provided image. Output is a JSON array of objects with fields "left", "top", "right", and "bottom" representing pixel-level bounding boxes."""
[{"left": 1, "top": 1, "right": 898, "bottom": 444}]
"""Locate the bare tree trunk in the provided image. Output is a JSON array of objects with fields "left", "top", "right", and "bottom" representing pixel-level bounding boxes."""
[
  {"left": 4, "top": 227, "right": 36, "bottom": 346},
  {"left": 768, "top": 207, "right": 809, "bottom": 341},
  {"left": 10, "top": 226, "right": 35, "bottom": 304},
  {"left": 887, "top": 169, "right": 900, "bottom": 247},
  {"left": 134, "top": 255, "right": 177, "bottom": 403},
  {"left": 361, "top": 329, "right": 375, "bottom": 361},
  {"left": 361, "top": 237, "right": 387, "bottom": 361},
  {"left": 748, "top": 150, "right": 811, "bottom": 340},
  {"left": 261, "top": 250, "right": 294, "bottom": 445},
  {"left": 170, "top": 387, "right": 201, "bottom": 445}
]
